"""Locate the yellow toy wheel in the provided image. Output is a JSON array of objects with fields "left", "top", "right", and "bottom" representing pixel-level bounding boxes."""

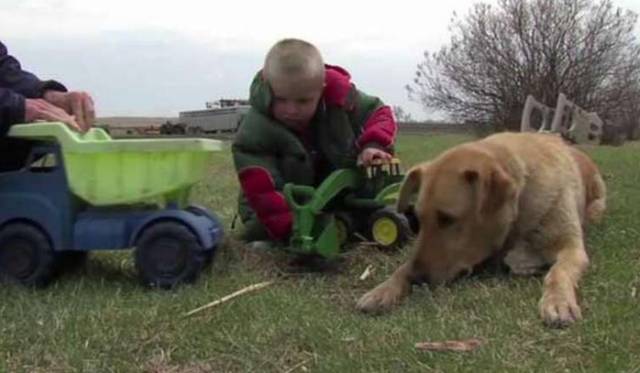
[
  {"left": 372, "top": 217, "right": 399, "bottom": 246},
  {"left": 368, "top": 207, "right": 411, "bottom": 250}
]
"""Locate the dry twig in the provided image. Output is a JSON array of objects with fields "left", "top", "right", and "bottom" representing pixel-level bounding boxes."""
[
  {"left": 415, "top": 338, "right": 485, "bottom": 352},
  {"left": 359, "top": 265, "right": 374, "bottom": 281},
  {"left": 184, "top": 281, "right": 274, "bottom": 317}
]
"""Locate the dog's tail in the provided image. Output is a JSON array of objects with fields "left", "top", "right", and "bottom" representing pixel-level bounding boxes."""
[
  {"left": 570, "top": 147, "right": 606, "bottom": 224},
  {"left": 586, "top": 170, "right": 606, "bottom": 224}
]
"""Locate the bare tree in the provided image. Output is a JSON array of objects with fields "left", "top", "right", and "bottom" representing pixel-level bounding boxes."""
[
  {"left": 392, "top": 105, "right": 415, "bottom": 123},
  {"left": 407, "top": 0, "right": 640, "bottom": 131}
]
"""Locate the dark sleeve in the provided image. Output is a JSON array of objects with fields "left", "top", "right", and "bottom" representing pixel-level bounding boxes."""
[
  {"left": 0, "top": 41, "right": 67, "bottom": 132},
  {"left": 0, "top": 88, "right": 26, "bottom": 135},
  {"left": 0, "top": 41, "right": 67, "bottom": 97}
]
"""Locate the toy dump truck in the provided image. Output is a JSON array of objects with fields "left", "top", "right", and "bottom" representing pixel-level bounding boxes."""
[
  {"left": 283, "top": 159, "right": 414, "bottom": 258},
  {"left": 0, "top": 122, "right": 224, "bottom": 288}
]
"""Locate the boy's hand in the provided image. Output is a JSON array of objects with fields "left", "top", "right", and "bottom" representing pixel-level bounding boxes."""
[
  {"left": 43, "top": 90, "right": 95, "bottom": 132},
  {"left": 357, "top": 147, "right": 392, "bottom": 167}
]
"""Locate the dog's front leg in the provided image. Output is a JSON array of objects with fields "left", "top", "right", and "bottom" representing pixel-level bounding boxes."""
[
  {"left": 539, "top": 236, "right": 589, "bottom": 327},
  {"left": 357, "top": 261, "right": 414, "bottom": 314}
]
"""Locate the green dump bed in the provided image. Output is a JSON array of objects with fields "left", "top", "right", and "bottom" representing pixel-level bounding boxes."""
[{"left": 8, "top": 122, "right": 223, "bottom": 206}]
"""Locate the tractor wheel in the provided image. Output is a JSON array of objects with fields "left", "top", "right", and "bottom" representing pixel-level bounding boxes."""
[
  {"left": 367, "top": 207, "right": 412, "bottom": 250},
  {"left": 0, "top": 223, "right": 56, "bottom": 287},
  {"left": 334, "top": 212, "right": 355, "bottom": 246},
  {"left": 403, "top": 206, "right": 420, "bottom": 234},
  {"left": 134, "top": 221, "right": 206, "bottom": 289}
]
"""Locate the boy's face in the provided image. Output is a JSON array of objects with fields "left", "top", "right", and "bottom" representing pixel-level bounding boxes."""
[{"left": 269, "top": 74, "right": 324, "bottom": 131}]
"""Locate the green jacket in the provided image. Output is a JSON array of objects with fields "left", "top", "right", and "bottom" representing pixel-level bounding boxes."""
[{"left": 232, "top": 65, "right": 397, "bottom": 241}]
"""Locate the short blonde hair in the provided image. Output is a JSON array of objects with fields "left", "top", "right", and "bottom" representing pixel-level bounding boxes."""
[{"left": 263, "top": 38, "right": 325, "bottom": 83}]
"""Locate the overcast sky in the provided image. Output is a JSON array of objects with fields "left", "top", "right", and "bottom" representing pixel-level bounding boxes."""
[{"left": 1, "top": 0, "right": 639, "bottom": 120}]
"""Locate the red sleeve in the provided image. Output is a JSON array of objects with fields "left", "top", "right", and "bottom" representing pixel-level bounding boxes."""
[
  {"left": 238, "top": 166, "right": 292, "bottom": 240},
  {"left": 356, "top": 105, "right": 397, "bottom": 149}
]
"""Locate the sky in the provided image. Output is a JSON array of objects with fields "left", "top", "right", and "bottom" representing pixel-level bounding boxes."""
[{"left": 1, "top": 0, "right": 639, "bottom": 120}]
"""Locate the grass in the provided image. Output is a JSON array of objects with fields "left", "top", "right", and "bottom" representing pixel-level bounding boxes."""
[{"left": 1, "top": 133, "right": 639, "bottom": 372}]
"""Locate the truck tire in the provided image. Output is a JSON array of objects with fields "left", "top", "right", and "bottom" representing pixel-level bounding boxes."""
[
  {"left": 184, "top": 206, "right": 222, "bottom": 266},
  {"left": 134, "top": 221, "right": 206, "bottom": 289},
  {"left": 0, "top": 223, "right": 56, "bottom": 287},
  {"left": 367, "top": 207, "right": 412, "bottom": 250}
]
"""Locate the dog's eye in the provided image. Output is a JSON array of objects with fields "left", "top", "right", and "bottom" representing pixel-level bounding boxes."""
[{"left": 436, "top": 211, "right": 456, "bottom": 228}]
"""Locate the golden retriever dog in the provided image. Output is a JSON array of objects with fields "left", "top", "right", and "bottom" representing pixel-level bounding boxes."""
[{"left": 357, "top": 132, "right": 606, "bottom": 327}]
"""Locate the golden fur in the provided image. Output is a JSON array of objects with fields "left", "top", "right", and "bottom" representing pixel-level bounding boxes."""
[{"left": 357, "top": 132, "right": 606, "bottom": 327}]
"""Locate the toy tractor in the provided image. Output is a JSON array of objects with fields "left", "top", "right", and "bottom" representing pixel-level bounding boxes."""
[
  {"left": 283, "top": 158, "right": 413, "bottom": 258},
  {"left": 0, "top": 122, "right": 224, "bottom": 288}
]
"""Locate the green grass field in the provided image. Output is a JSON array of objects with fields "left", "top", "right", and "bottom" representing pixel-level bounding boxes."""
[{"left": 1, "top": 134, "right": 639, "bottom": 372}]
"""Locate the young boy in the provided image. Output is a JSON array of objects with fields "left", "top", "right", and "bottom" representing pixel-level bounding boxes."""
[{"left": 232, "top": 38, "right": 397, "bottom": 242}]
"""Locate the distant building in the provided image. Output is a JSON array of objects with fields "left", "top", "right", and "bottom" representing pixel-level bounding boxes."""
[{"left": 180, "top": 99, "right": 250, "bottom": 134}]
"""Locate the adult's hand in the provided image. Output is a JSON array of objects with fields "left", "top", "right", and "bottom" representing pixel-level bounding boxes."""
[
  {"left": 43, "top": 90, "right": 95, "bottom": 131},
  {"left": 24, "top": 98, "right": 82, "bottom": 132}
]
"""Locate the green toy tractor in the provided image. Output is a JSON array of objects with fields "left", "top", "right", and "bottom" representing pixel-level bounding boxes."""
[{"left": 283, "top": 159, "right": 413, "bottom": 258}]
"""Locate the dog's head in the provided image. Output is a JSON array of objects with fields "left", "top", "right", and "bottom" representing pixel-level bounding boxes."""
[{"left": 398, "top": 145, "right": 519, "bottom": 284}]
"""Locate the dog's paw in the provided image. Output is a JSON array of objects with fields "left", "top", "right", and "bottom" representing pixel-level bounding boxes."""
[
  {"left": 356, "top": 282, "right": 406, "bottom": 314},
  {"left": 539, "top": 292, "right": 582, "bottom": 328}
]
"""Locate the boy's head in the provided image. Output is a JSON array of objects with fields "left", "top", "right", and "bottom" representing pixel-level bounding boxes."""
[{"left": 263, "top": 38, "right": 325, "bottom": 131}]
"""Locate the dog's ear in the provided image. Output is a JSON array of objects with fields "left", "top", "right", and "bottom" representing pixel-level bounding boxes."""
[
  {"left": 481, "top": 165, "right": 516, "bottom": 214},
  {"left": 463, "top": 165, "right": 515, "bottom": 215},
  {"left": 397, "top": 163, "right": 429, "bottom": 213}
]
